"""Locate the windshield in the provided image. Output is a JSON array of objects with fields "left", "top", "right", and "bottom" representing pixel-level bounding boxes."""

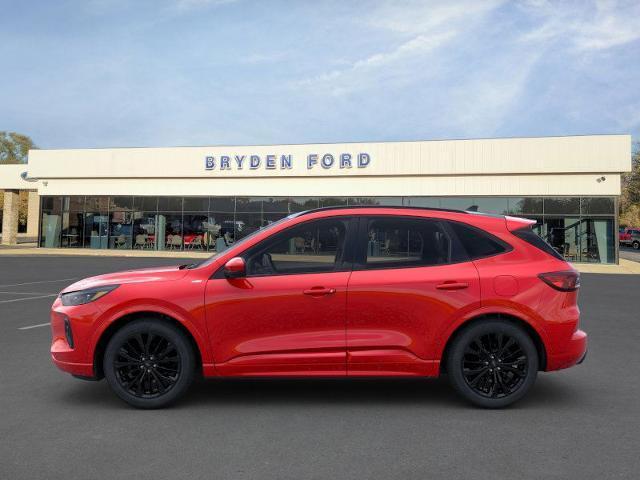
[{"left": 191, "top": 213, "right": 299, "bottom": 269}]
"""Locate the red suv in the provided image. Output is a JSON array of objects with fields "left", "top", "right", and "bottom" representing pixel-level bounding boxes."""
[{"left": 50, "top": 207, "right": 587, "bottom": 408}]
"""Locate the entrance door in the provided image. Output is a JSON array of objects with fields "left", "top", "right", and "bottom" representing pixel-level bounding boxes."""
[{"left": 205, "top": 217, "right": 355, "bottom": 376}]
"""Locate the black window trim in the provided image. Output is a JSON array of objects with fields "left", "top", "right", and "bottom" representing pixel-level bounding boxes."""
[
  {"left": 213, "top": 215, "right": 358, "bottom": 279},
  {"left": 352, "top": 215, "right": 471, "bottom": 272}
]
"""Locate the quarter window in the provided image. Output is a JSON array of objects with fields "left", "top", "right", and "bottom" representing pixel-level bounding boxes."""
[
  {"left": 447, "top": 221, "right": 510, "bottom": 259},
  {"left": 363, "top": 217, "right": 453, "bottom": 269},
  {"left": 245, "top": 218, "right": 349, "bottom": 276}
]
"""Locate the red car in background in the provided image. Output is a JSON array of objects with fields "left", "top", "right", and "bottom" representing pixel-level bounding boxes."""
[
  {"left": 620, "top": 227, "right": 640, "bottom": 249},
  {"left": 50, "top": 206, "right": 587, "bottom": 409}
]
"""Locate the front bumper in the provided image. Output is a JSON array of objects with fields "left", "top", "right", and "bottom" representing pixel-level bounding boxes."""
[
  {"left": 546, "top": 329, "right": 588, "bottom": 371},
  {"left": 50, "top": 301, "right": 98, "bottom": 378}
]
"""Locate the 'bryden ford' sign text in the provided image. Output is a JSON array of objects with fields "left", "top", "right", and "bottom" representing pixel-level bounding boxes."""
[{"left": 205, "top": 152, "right": 371, "bottom": 171}]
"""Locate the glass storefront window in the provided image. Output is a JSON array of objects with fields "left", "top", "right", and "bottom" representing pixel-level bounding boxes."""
[
  {"left": 508, "top": 197, "right": 543, "bottom": 216},
  {"left": 289, "top": 197, "right": 319, "bottom": 212},
  {"left": 262, "top": 197, "right": 289, "bottom": 212},
  {"left": 581, "top": 197, "right": 615, "bottom": 215},
  {"left": 544, "top": 197, "right": 580, "bottom": 215},
  {"left": 156, "top": 213, "right": 183, "bottom": 250},
  {"left": 319, "top": 197, "right": 348, "bottom": 207},
  {"left": 441, "top": 197, "right": 475, "bottom": 211},
  {"left": 183, "top": 213, "right": 209, "bottom": 250},
  {"left": 471, "top": 197, "right": 509, "bottom": 215},
  {"left": 207, "top": 212, "right": 235, "bottom": 253},
  {"left": 40, "top": 197, "right": 63, "bottom": 247},
  {"left": 158, "top": 197, "right": 182, "bottom": 212},
  {"left": 406, "top": 197, "right": 442, "bottom": 208},
  {"left": 234, "top": 212, "right": 263, "bottom": 241},
  {"left": 109, "top": 211, "right": 132, "bottom": 249},
  {"left": 235, "top": 197, "right": 262, "bottom": 212},
  {"left": 183, "top": 197, "right": 209, "bottom": 212},
  {"left": 133, "top": 212, "right": 157, "bottom": 249},
  {"left": 134, "top": 196, "right": 158, "bottom": 211},
  {"left": 61, "top": 197, "right": 84, "bottom": 248},
  {"left": 84, "top": 213, "right": 109, "bottom": 249},
  {"left": 110, "top": 196, "right": 133, "bottom": 211},
  {"left": 209, "top": 197, "right": 235, "bottom": 213},
  {"left": 348, "top": 197, "right": 403, "bottom": 206},
  {"left": 36, "top": 195, "right": 619, "bottom": 263}
]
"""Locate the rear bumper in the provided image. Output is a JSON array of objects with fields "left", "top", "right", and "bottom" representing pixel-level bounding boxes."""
[{"left": 546, "top": 329, "right": 588, "bottom": 371}]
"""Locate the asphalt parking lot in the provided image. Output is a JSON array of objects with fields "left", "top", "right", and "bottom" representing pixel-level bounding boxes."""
[
  {"left": 0, "top": 256, "right": 639, "bottom": 480},
  {"left": 621, "top": 245, "right": 640, "bottom": 263}
]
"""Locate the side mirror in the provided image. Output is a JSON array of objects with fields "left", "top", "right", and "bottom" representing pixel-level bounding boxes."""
[{"left": 223, "top": 257, "right": 246, "bottom": 278}]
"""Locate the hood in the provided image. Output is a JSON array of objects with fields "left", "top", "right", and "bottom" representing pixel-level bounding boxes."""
[{"left": 61, "top": 265, "right": 189, "bottom": 293}]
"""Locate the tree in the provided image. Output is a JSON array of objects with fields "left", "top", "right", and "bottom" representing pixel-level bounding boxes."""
[
  {"left": 620, "top": 142, "right": 640, "bottom": 227},
  {"left": 0, "top": 131, "right": 36, "bottom": 164}
]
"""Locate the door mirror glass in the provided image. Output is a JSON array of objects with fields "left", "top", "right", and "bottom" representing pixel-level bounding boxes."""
[{"left": 223, "top": 257, "right": 246, "bottom": 278}]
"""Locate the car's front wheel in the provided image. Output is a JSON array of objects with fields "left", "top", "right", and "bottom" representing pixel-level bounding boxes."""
[
  {"left": 104, "top": 319, "right": 195, "bottom": 409},
  {"left": 633, "top": 241, "right": 640, "bottom": 250},
  {"left": 446, "top": 320, "right": 538, "bottom": 408}
]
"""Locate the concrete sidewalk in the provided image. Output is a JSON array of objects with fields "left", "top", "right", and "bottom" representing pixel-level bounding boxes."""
[{"left": 0, "top": 246, "right": 638, "bottom": 273}]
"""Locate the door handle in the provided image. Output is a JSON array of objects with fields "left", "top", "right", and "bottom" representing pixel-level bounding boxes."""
[
  {"left": 303, "top": 287, "right": 337, "bottom": 297},
  {"left": 436, "top": 281, "right": 469, "bottom": 290}
]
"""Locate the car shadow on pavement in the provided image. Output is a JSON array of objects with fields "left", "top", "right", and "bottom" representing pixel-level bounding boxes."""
[{"left": 54, "top": 374, "right": 581, "bottom": 410}]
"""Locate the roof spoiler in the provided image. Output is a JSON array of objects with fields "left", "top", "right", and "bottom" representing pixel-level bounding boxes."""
[{"left": 505, "top": 215, "right": 537, "bottom": 232}]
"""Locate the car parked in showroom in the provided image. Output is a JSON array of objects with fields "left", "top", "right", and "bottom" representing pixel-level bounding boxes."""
[{"left": 50, "top": 206, "right": 587, "bottom": 409}]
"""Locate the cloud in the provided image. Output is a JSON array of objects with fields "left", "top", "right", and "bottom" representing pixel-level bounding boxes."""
[
  {"left": 519, "top": 0, "right": 640, "bottom": 51},
  {"left": 296, "top": 0, "right": 506, "bottom": 96},
  {"left": 239, "top": 51, "right": 289, "bottom": 65},
  {"left": 172, "top": 0, "right": 238, "bottom": 11}
]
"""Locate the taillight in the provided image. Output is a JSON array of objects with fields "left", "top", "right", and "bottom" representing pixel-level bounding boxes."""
[{"left": 538, "top": 271, "right": 580, "bottom": 292}]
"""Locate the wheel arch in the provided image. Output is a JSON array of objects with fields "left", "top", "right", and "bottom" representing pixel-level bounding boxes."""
[
  {"left": 93, "top": 311, "right": 204, "bottom": 380},
  {"left": 439, "top": 313, "right": 547, "bottom": 374}
]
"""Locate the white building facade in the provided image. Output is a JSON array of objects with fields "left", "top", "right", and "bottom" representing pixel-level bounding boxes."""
[{"left": 0, "top": 134, "right": 632, "bottom": 263}]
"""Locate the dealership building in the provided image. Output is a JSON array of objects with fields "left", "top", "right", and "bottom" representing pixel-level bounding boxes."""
[{"left": 0, "top": 134, "right": 631, "bottom": 264}]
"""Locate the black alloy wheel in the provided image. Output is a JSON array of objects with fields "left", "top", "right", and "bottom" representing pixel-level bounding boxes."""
[
  {"left": 104, "top": 319, "right": 195, "bottom": 408},
  {"left": 447, "top": 320, "right": 538, "bottom": 408},
  {"left": 461, "top": 332, "right": 527, "bottom": 399}
]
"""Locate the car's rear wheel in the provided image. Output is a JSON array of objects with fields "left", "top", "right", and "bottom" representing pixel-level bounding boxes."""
[
  {"left": 104, "top": 319, "right": 195, "bottom": 409},
  {"left": 633, "top": 241, "right": 640, "bottom": 250},
  {"left": 446, "top": 320, "right": 538, "bottom": 408}
]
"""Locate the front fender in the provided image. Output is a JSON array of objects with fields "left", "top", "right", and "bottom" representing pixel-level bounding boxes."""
[{"left": 90, "top": 298, "right": 213, "bottom": 367}]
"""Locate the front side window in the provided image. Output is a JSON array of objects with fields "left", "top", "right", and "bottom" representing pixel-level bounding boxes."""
[
  {"left": 363, "top": 217, "right": 454, "bottom": 269},
  {"left": 245, "top": 218, "right": 350, "bottom": 276}
]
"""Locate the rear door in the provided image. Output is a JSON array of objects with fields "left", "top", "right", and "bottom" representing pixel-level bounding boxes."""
[{"left": 346, "top": 216, "right": 481, "bottom": 376}]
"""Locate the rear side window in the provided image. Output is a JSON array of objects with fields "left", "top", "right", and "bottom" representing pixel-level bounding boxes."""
[
  {"left": 447, "top": 221, "right": 510, "bottom": 259},
  {"left": 512, "top": 227, "right": 564, "bottom": 261},
  {"left": 363, "top": 217, "right": 454, "bottom": 269}
]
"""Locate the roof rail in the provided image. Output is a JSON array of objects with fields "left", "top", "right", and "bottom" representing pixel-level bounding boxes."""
[{"left": 297, "top": 205, "right": 469, "bottom": 216}]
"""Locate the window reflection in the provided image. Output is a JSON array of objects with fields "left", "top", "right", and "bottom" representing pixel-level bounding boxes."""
[
  {"left": 36, "top": 195, "right": 618, "bottom": 264},
  {"left": 133, "top": 212, "right": 157, "bottom": 249}
]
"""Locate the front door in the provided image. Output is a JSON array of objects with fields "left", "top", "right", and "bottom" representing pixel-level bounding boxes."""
[
  {"left": 205, "top": 217, "right": 355, "bottom": 376},
  {"left": 346, "top": 216, "right": 481, "bottom": 376}
]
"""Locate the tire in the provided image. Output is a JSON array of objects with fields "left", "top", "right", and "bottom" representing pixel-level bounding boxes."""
[
  {"left": 446, "top": 320, "right": 538, "bottom": 408},
  {"left": 104, "top": 319, "right": 195, "bottom": 409},
  {"left": 633, "top": 241, "right": 640, "bottom": 250}
]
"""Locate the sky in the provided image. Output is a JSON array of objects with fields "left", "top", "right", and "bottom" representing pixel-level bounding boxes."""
[{"left": 1, "top": 0, "right": 639, "bottom": 149}]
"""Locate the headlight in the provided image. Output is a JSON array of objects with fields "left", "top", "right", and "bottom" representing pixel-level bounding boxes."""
[{"left": 60, "top": 285, "right": 119, "bottom": 306}]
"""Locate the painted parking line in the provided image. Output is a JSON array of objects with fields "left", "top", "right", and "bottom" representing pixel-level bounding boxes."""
[
  {"left": 0, "top": 277, "right": 78, "bottom": 288},
  {"left": 0, "top": 291, "right": 58, "bottom": 296},
  {"left": 18, "top": 322, "right": 51, "bottom": 330},
  {"left": 0, "top": 294, "right": 58, "bottom": 304}
]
